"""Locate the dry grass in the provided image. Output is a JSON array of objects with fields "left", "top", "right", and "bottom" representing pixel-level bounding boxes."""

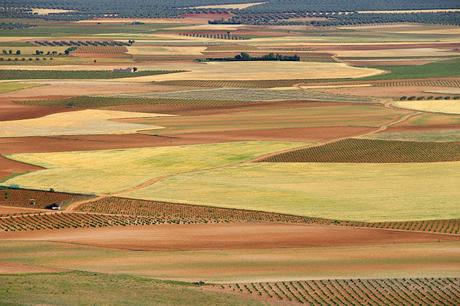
[
  {"left": 394, "top": 100, "right": 460, "bottom": 115},
  {"left": 0, "top": 110, "right": 168, "bottom": 137},
  {"left": 188, "top": 2, "right": 265, "bottom": 9},
  {"left": 124, "top": 62, "right": 384, "bottom": 82}
]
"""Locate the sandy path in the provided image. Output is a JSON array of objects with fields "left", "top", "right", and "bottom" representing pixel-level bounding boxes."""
[{"left": 1, "top": 223, "right": 457, "bottom": 251}]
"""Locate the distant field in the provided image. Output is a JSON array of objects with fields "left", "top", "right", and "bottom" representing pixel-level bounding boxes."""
[
  {"left": 1, "top": 241, "right": 458, "bottom": 282},
  {"left": 0, "top": 70, "right": 177, "bottom": 80},
  {"left": 0, "top": 110, "right": 167, "bottom": 137},
  {"left": 0, "top": 271, "right": 258, "bottom": 306},
  {"left": 4, "top": 141, "right": 301, "bottom": 194},
  {"left": 127, "top": 62, "right": 384, "bottom": 82},
  {"left": 126, "top": 162, "right": 460, "bottom": 222},
  {"left": 135, "top": 104, "right": 405, "bottom": 136},
  {"left": 127, "top": 88, "right": 369, "bottom": 103},
  {"left": 366, "top": 129, "right": 460, "bottom": 142},
  {"left": 363, "top": 58, "right": 460, "bottom": 80},
  {"left": 0, "top": 82, "right": 38, "bottom": 93},
  {"left": 394, "top": 100, "right": 460, "bottom": 115},
  {"left": 261, "top": 139, "right": 460, "bottom": 163}
]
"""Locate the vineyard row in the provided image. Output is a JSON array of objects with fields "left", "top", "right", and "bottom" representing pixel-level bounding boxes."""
[{"left": 212, "top": 278, "right": 459, "bottom": 305}]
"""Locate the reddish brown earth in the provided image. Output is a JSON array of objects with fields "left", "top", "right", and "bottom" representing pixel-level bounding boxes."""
[
  {"left": 1, "top": 223, "right": 457, "bottom": 251},
  {"left": 0, "top": 125, "right": 372, "bottom": 154},
  {"left": 0, "top": 262, "right": 63, "bottom": 274},
  {"left": 0, "top": 134, "right": 224, "bottom": 154},
  {"left": 175, "top": 126, "right": 376, "bottom": 142},
  {"left": 0, "top": 155, "right": 42, "bottom": 181},
  {"left": 0, "top": 206, "right": 44, "bottom": 215},
  {"left": 0, "top": 97, "right": 71, "bottom": 121}
]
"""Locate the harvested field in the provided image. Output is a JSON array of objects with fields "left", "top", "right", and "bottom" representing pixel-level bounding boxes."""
[
  {"left": 1, "top": 223, "right": 457, "bottom": 250},
  {"left": 0, "top": 134, "right": 231, "bottom": 154},
  {"left": 0, "top": 155, "right": 40, "bottom": 182},
  {"left": 1, "top": 240, "right": 458, "bottom": 282},
  {"left": 0, "top": 187, "right": 90, "bottom": 209},
  {"left": 0, "top": 70, "right": 176, "bottom": 80},
  {"left": 260, "top": 139, "right": 460, "bottom": 163},
  {"left": 127, "top": 88, "right": 368, "bottom": 103},
  {"left": 169, "top": 126, "right": 376, "bottom": 143},
  {"left": 125, "top": 62, "right": 384, "bottom": 82},
  {"left": 133, "top": 104, "right": 405, "bottom": 136},
  {"left": 212, "top": 278, "right": 460, "bottom": 305},
  {"left": 127, "top": 162, "right": 460, "bottom": 222},
  {"left": 394, "top": 100, "right": 460, "bottom": 115},
  {"left": 0, "top": 109, "right": 167, "bottom": 138},
  {"left": 4, "top": 141, "right": 299, "bottom": 194},
  {"left": 0, "top": 82, "right": 39, "bottom": 94},
  {"left": 3, "top": 81, "right": 172, "bottom": 99},
  {"left": 0, "top": 97, "right": 71, "bottom": 121}
]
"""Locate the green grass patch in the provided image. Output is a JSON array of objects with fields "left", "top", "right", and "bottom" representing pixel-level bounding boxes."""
[
  {"left": 362, "top": 58, "right": 460, "bottom": 80},
  {"left": 4, "top": 141, "right": 302, "bottom": 194},
  {"left": 19, "top": 95, "right": 249, "bottom": 108},
  {"left": 126, "top": 161, "right": 460, "bottom": 222},
  {"left": 0, "top": 82, "right": 39, "bottom": 93},
  {"left": 0, "top": 270, "right": 260, "bottom": 306},
  {"left": 0, "top": 70, "right": 179, "bottom": 80}
]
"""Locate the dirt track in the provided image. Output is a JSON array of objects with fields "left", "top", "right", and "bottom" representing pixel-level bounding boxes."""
[{"left": 2, "top": 223, "right": 457, "bottom": 251}]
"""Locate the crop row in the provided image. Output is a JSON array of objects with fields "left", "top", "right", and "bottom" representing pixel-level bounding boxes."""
[
  {"left": 74, "top": 46, "right": 128, "bottom": 54},
  {"left": 158, "top": 79, "right": 307, "bottom": 88},
  {"left": 400, "top": 96, "right": 460, "bottom": 101},
  {"left": 0, "top": 188, "right": 90, "bottom": 209},
  {"left": 0, "top": 212, "right": 227, "bottom": 232},
  {"left": 261, "top": 139, "right": 460, "bottom": 163},
  {"left": 375, "top": 79, "right": 460, "bottom": 88},
  {"left": 347, "top": 219, "right": 460, "bottom": 235},
  {"left": 213, "top": 278, "right": 459, "bottom": 305},
  {"left": 75, "top": 197, "right": 322, "bottom": 224},
  {"left": 179, "top": 33, "right": 247, "bottom": 40},
  {"left": 34, "top": 40, "right": 130, "bottom": 47},
  {"left": 76, "top": 197, "right": 460, "bottom": 235}
]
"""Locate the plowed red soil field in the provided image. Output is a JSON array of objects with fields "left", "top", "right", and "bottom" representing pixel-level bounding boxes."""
[
  {"left": 0, "top": 98, "right": 71, "bottom": 121},
  {"left": 0, "top": 155, "right": 41, "bottom": 181},
  {"left": 1, "top": 223, "right": 457, "bottom": 251}
]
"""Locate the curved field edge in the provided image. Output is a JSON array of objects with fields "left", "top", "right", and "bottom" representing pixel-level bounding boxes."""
[
  {"left": 259, "top": 138, "right": 460, "bottom": 163},
  {"left": 123, "top": 162, "right": 460, "bottom": 222},
  {"left": 2, "top": 141, "right": 306, "bottom": 194},
  {"left": 0, "top": 271, "right": 262, "bottom": 306}
]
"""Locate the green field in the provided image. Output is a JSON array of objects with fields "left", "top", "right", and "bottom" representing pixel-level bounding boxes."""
[
  {"left": 0, "top": 70, "right": 178, "bottom": 80},
  {"left": 125, "top": 162, "right": 460, "bottom": 222},
  {"left": 363, "top": 58, "right": 460, "bottom": 80},
  {"left": 3, "top": 141, "right": 302, "bottom": 194},
  {"left": 0, "top": 82, "right": 38, "bottom": 93},
  {"left": 19, "top": 95, "right": 251, "bottom": 108},
  {"left": 0, "top": 271, "right": 259, "bottom": 306},
  {"left": 365, "top": 129, "right": 460, "bottom": 142}
]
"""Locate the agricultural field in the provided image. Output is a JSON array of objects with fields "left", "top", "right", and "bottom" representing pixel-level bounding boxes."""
[
  {"left": 0, "top": 109, "right": 168, "bottom": 137},
  {"left": 125, "top": 162, "right": 460, "bottom": 222},
  {"left": 212, "top": 278, "right": 460, "bottom": 305},
  {"left": 3, "top": 141, "right": 301, "bottom": 194},
  {"left": 261, "top": 138, "right": 460, "bottom": 163},
  {"left": 1, "top": 1, "right": 460, "bottom": 304}
]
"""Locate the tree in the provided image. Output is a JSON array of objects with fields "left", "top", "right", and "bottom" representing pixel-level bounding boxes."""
[{"left": 15, "top": 50, "right": 21, "bottom": 55}]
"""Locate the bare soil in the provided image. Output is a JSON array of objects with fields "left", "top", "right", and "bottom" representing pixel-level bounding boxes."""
[{"left": 1, "top": 223, "right": 457, "bottom": 251}]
